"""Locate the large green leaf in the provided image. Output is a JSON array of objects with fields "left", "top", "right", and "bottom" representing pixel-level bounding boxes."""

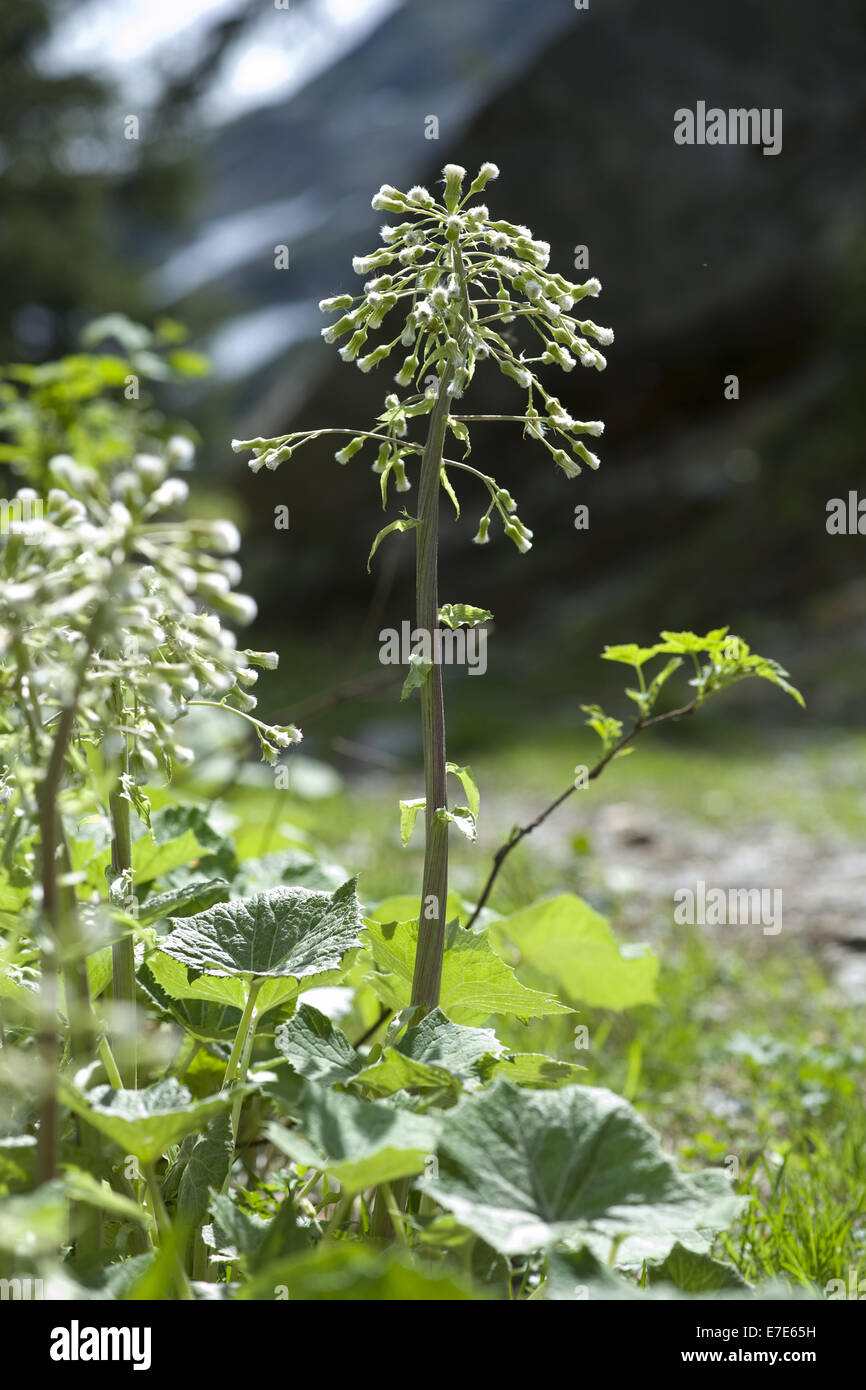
[
  {"left": 355, "top": 1051, "right": 460, "bottom": 1099},
  {"left": 266, "top": 1084, "right": 438, "bottom": 1194},
  {"left": 138, "top": 878, "right": 230, "bottom": 928},
  {"left": 137, "top": 956, "right": 244, "bottom": 1040},
  {"left": 363, "top": 918, "right": 570, "bottom": 1026},
  {"left": 207, "top": 1191, "right": 307, "bottom": 1275},
  {"left": 479, "top": 1053, "right": 586, "bottom": 1089},
  {"left": 159, "top": 879, "right": 363, "bottom": 985},
  {"left": 355, "top": 1009, "right": 506, "bottom": 1097},
  {"left": 645, "top": 1240, "right": 750, "bottom": 1293},
  {"left": 59, "top": 1078, "right": 239, "bottom": 1165},
  {"left": 543, "top": 1246, "right": 802, "bottom": 1300},
  {"left": 73, "top": 805, "right": 234, "bottom": 893},
  {"left": 396, "top": 1009, "right": 506, "bottom": 1074},
  {"left": 0, "top": 1180, "right": 68, "bottom": 1256},
  {"left": 237, "top": 1242, "right": 487, "bottom": 1300},
  {"left": 274, "top": 1005, "right": 363, "bottom": 1086},
  {"left": 419, "top": 1079, "right": 741, "bottom": 1257},
  {"left": 176, "top": 1114, "right": 234, "bottom": 1231},
  {"left": 489, "top": 894, "right": 658, "bottom": 1011},
  {"left": 143, "top": 948, "right": 304, "bottom": 1020}
]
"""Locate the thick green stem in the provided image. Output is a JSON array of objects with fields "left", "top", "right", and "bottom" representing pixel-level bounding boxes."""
[
  {"left": 221, "top": 978, "right": 262, "bottom": 1093},
  {"left": 109, "top": 682, "right": 137, "bottom": 1086},
  {"left": 409, "top": 362, "right": 455, "bottom": 1013},
  {"left": 220, "top": 977, "right": 263, "bottom": 1194}
]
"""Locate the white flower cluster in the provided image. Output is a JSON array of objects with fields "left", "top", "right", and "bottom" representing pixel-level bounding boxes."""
[
  {"left": 0, "top": 452, "right": 299, "bottom": 794},
  {"left": 234, "top": 163, "right": 612, "bottom": 555}
]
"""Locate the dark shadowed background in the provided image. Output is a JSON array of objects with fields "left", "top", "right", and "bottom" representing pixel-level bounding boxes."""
[{"left": 3, "top": 0, "right": 866, "bottom": 753}]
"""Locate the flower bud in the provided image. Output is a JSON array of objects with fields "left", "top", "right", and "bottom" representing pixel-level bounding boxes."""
[
  {"left": 150, "top": 479, "right": 189, "bottom": 511},
  {"left": 394, "top": 355, "right": 418, "bottom": 386},
  {"left": 442, "top": 164, "right": 466, "bottom": 212},
  {"left": 573, "top": 277, "right": 602, "bottom": 300},
  {"left": 166, "top": 435, "right": 196, "bottom": 469},
  {"left": 216, "top": 592, "right": 257, "bottom": 625},
  {"left": 466, "top": 161, "right": 499, "bottom": 198},
  {"left": 318, "top": 294, "right": 354, "bottom": 312},
  {"left": 133, "top": 453, "right": 167, "bottom": 488},
  {"left": 504, "top": 520, "right": 533, "bottom": 554},
  {"left": 552, "top": 449, "right": 581, "bottom": 479},
  {"left": 231, "top": 437, "right": 269, "bottom": 454},
  {"left": 357, "top": 344, "right": 392, "bottom": 373},
  {"left": 371, "top": 184, "right": 406, "bottom": 212},
  {"left": 321, "top": 312, "right": 357, "bottom": 342},
  {"left": 112, "top": 471, "right": 143, "bottom": 504},
  {"left": 498, "top": 358, "right": 532, "bottom": 390},
  {"left": 339, "top": 330, "right": 367, "bottom": 362},
  {"left": 273, "top": 725, "right": 302, "bottom": 747},
  {"left": 202, "top": 520, "right": 241, "bottom": 554},
  {"left": 335, "top": 436, "right": 366, "bottom": 465},
  {"left": 574, "top": 443, "right": 601, "bottom": 470},
  {"left": 577, "top": 320, "right": 614, "bottom": 346},
  {"left": 48, "top": 454, "right": 95, "bottom": 491},
  {"left": 263, "top": 444, "right": 293, "bottom": 469}
]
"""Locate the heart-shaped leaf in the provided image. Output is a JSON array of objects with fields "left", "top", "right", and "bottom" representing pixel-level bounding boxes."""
[
  {"left": 159, "top": 878, "right": 363, "bottom": 984},
  {"left": 266, "top": 1084, "right": 438, "bottom": 1194},
  {"left": 59, "top": 1078, "right": 239, "bottom": 1165},
  {"left": 363, "top": 918, "right": 570, "bottom": 1026},
  {"left": 489, "top": 894, "right": 658, "bottom": 1011},
  {"left": 419, "top": 1079, "right": 741, "bottom": 1257}
]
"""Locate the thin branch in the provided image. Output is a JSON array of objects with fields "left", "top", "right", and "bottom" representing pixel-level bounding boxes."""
[
  {"left": 464, "top": 700, "right": 698, "bottom": 929},
  {"left": 354, "top": 1006, "right": 393, "bottom": 1050}
]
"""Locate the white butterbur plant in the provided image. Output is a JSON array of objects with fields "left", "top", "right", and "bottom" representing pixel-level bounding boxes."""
[
  {"left": 0, "top": 430, "right": 299, "bottom": 1117},
  {"left": 234, "top": 163, "right": 612, "bottom": 1019}
]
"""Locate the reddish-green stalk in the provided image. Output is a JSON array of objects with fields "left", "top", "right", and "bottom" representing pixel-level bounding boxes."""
[{"left": 409, "top": 360, "right": 455, "bottom": 1012}]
